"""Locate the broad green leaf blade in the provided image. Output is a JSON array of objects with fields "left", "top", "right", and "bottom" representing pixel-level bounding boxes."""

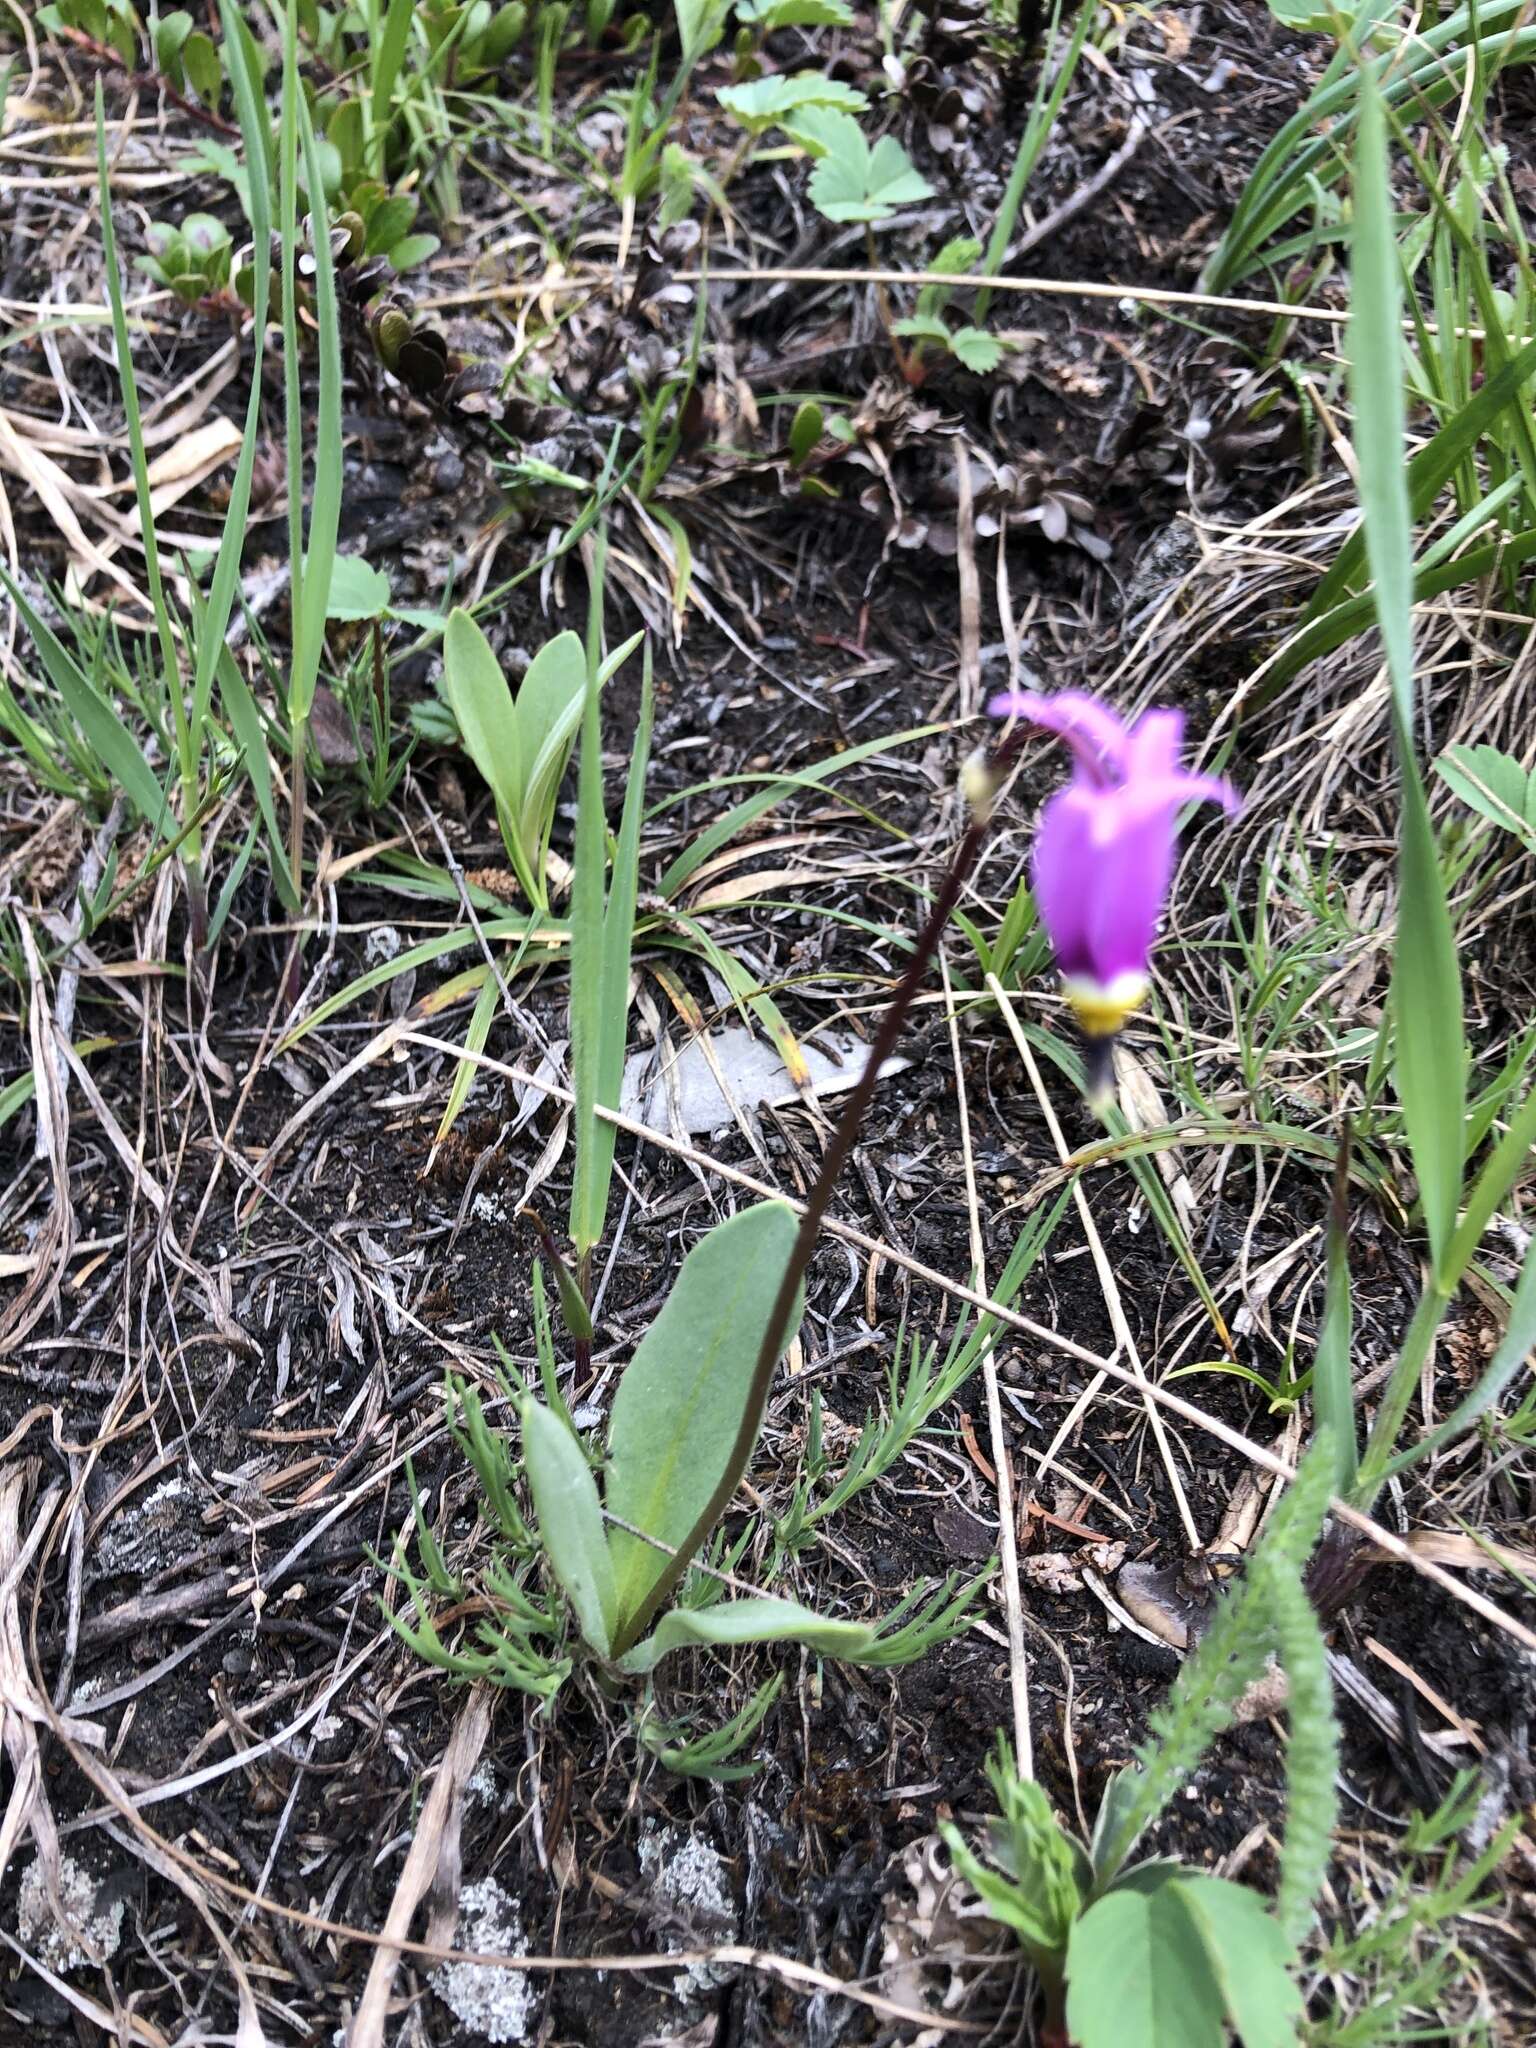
[
  {"left": 514, "top": 629, "right": 590, "bottom": 861},
  {"left": 0, "top": 568, "right": 167, "bottom": 828},
  {"left": 442, "top": 606, "right": 525, "bottom": 855},
  {"left": 615, "top": 1594, "right": 880, "bottom": 1676},
  {"left": 1350, "top": 68, "right": 1465, "bottom": 1280},
  {"left": 1066, "top": 1882, "right": 1229, "bottom": 2048},
  {"left": 520, "top": 1398, "right": 617, "bottom": 1656},
  {"left": 326, "top": 554, "right": 393, "bottom": 620},
  {"left": 1179, "top": 1877, "right": 1304, "bottom": 2048},
  {"left": 1436, "top": 743, "right": 1536, "bottom": 844},
  {"left": 1068, "top": 1876, "right": 1301, "bottom": 2048},
  {"left": 605, "top": 1202, "right": 801, "bottom": 1626},
  {"left": 1381, "top": 1237, "right": 1536, "bottom": 1482}
]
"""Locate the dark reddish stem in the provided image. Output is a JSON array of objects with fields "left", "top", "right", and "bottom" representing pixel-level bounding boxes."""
[{"left": 608, "top": 739, "right": 1020, "bottom": 1657}]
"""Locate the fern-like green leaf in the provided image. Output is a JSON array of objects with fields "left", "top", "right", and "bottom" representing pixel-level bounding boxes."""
[
  {"left": 1094, "top": 1431, "right": 1338, "bottom": 1882},
  {"left": 1265, "top": 1555, "right": 1339, "bottom": 1942}
]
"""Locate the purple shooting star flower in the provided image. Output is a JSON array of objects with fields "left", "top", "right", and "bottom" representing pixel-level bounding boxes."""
[{"left": 988, "top": 689, "right": 1239, "bottom": 1094}]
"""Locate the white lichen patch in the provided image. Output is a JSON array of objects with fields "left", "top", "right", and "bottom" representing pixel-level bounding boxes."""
[
  {"left": 430, "top": 1877, "right": 534, "bottom": 2044},
  {"left": 636, "top": 1828, "right": 737, "bottom": 1998},
  {"left": 17, "top": 1854, "right": 124, "bottom": 1973},
  {"left": 94, "top": 1477, "right": 188, "bottom": 1577}
]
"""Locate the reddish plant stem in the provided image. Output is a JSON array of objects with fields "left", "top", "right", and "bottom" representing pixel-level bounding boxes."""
[{"left": 609, "top": 743, "right": 1017, "bottom": 1657}]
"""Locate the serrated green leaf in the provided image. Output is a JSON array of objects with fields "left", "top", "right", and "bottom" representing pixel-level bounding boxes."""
[
  {"left": 950, "top": 326, "right": 1002, "bottom": 373},
  {"left": 326, "top": 553, "right": 393, "bottom": 620},
  {"left": 605, "top": 1202, "right": 801, "bottom": 1627},
  {"left": 1067, "top": 1875, "right": 1301, "bottom": 2048},
  {"left": 520, "top": 1398, "right": 617, "bottom": 1655},
  {"left": 805, "top": 111, "right": 935, "bottom": 223},
  {"left": 717, "top": 71, "right": 866, "bottom": 134}
]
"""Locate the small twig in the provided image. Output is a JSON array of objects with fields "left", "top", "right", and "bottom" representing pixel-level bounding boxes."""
[
  {"left": 987, "top": 975, "right": 1203, "bottom": 1553},
  {"left": 943, "top": 949, "right": 1032, "bottom": 1774},
  {"left": 1005, "top": 116, "right": 1150, "bottom": 269}
]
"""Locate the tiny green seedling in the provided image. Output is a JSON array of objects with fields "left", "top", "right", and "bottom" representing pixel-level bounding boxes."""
[
  {"left": 892, "top": 236, "right": 1004, "bottom": 375},
  {"left": 138, "top": 215, "right": 234, "bottom": 305},
  {"left": 439, "top": 607, "right": 643, "bottom": 911}
]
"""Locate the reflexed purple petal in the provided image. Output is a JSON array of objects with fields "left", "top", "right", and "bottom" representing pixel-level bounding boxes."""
[
  {"left": 1125, "top": 707, "right": 1185, "bottom": 780},
  {"left": 985, "top": 690, "right": 1131, "bottom": 785},
  {"left": 1084, "top": 771, "right": 1242, "bottom": 845},
  {"left": 1032, "top": 788, "right": 1097, "bottom": 979}
]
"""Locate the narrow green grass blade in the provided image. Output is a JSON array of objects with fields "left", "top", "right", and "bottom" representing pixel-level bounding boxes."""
[
  {"left": 593, "top": 637, "right": 652, "bottom": 1172},
  {"left": 1349, "top": 73, "right": 1415, "bottom": 731},
  {"left": 1311, "top": 1140, "right": 1357, "bottom": 1494},
  {"left": 435, "top": 969, "right": 499, "bottom": 1142},
  {"left": 95, "top": 86, "right": 188, "bottom": 781},
  {"left": 278, "top": 0, "right": 303, "bottom": 629},
  {"left": 568, "top": 532, "right": 612, "bottom": 1260},
  {"left": 288, "top": 86, "right": 343, "bottom": 729},
  {"left": 0, "top": 568, "right": 166, "bottom": 827},
  {"left": 1308, "top": 332, "right": 1536, "bottom": 615},
  {"left": 1378, "top": 1241, "right": 1536, "bottom": 1482},
  {"left": 198, "top": 0, "right": 275, "bottom": 738},
  {"left": 1441, "top": 1086, "right": 1536, "bottom": 1290},
  {"left": 1351, "top": 64, "right": 1466, "bottom": 1279},
  {"left": 370, "top": 0, "right": 416, "bottom": 161},
  {"left": 655, "top": 724, "right": 942, "bottom": 899}
]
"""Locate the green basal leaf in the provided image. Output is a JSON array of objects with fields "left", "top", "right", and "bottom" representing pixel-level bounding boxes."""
[
  {"left": 615, "top": 1592, "right": 885, "bottom": 1676},
  {"left": 520, "top": 1397, "right": 617, "bottom": 1657},
  {"left": 442, "top": 606, "right": 527, "bottom": 874},
  {"left": 1066, "top": 1874, "right": 1302, "bottom": 2048},
  {"left": 514, "top": 629, "right": 598, "bottom": 864},
  {"left": 950, "top": 327, "right": 1003, "bottom": 373},
  {"left": 1436, "top": 742, "right": 1536, "bottom": 846},
  {"left": 605, "top": 1201, "right": 801, "bottom": 1627},
  {"left": 326, "top": 553, "right": 393, "bottom": 620}
]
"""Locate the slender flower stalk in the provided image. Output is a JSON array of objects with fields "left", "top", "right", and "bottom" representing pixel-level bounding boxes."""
[
  {"left": 609, "top": 747, "right": 1019, "bottom": 1656},
  {"left": 987, "top": 690, "right": 1240, "bottom": 1097}
]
